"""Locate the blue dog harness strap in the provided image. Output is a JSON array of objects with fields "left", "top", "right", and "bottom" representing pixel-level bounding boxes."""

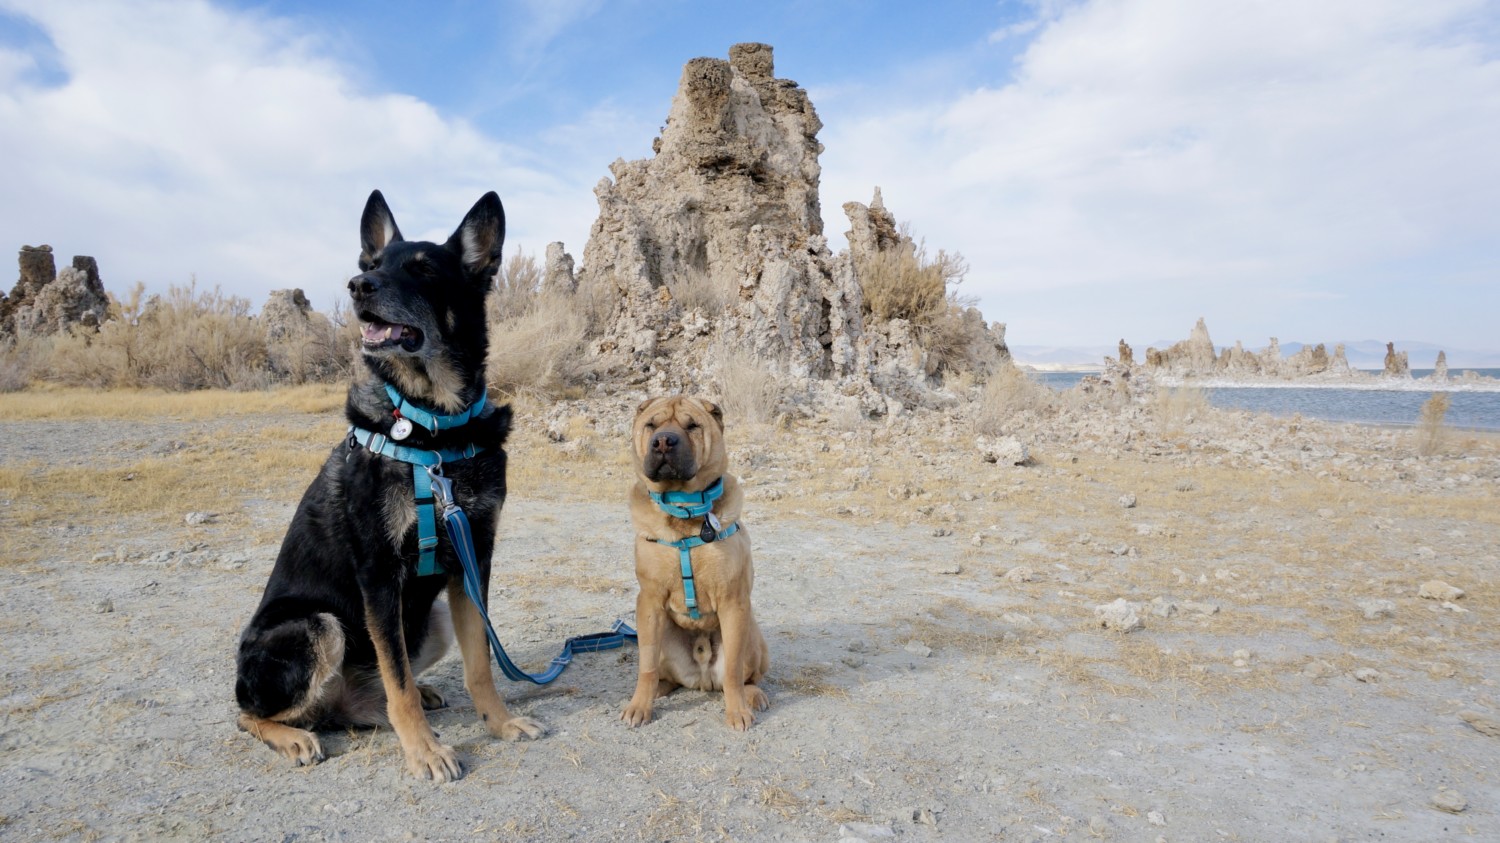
[
  {"left": 654, "top": 521, "right": 739, "bottom": 620},
  {"left": 384, "top": 384, "right": 488, "bottom": 434}
]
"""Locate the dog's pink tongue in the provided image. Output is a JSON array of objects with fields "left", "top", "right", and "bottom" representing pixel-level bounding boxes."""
[{"left": 361, "top": 322, "right": 393, "bottom": 342}]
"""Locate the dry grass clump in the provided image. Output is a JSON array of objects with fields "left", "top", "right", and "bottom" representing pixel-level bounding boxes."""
[
  {"left": 972, "top": 366, "right": 1053, "bottom": 436},
  {"left": 1151, "top": 385, "right": 1210, "bottom": 432},
  {"left": 1415, "top": 392, "right": 1450, "bottom": 456},
  {"left": 668, "top": 267, "right": 735, "bottom": 314},
  {"left": 715, "top": 344, "right": 782, "bottom": 425},
  {"left": 486, "top": 291, "right": 592, "bottom": 401}
]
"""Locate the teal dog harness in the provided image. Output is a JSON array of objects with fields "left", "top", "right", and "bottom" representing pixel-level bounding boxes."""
[{"left": 649, "top": 478, "right": 739, "bottom": 620}]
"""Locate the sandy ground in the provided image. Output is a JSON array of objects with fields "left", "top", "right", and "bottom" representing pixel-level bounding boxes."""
[{"left": 1, "top": 394, "right": 1498, "bottom": 842}]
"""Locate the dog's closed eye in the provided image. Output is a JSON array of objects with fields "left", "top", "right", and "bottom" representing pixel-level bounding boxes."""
[{"left": 685, "top": 421, "right": 701, "bottom": 431}]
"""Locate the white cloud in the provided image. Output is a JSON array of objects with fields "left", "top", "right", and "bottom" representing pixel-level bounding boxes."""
[
  {"left": 819, "top": 0, "right": 1500, "bottom": 347},
  {"left": 0, "top": 0, "right": 602, "bottom": 311}
]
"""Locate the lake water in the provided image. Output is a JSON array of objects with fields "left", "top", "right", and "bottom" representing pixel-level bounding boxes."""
[{"left": 1034, "top": 370, "right": 1500, "bottom": 431}]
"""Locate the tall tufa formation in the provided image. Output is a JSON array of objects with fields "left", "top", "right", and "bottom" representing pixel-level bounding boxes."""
[{"left": 572, "top": 43, "right": 1006, "bottom": 413}]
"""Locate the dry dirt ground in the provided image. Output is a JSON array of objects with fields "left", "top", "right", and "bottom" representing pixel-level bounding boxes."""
[{"left": 1, "top": 387, "right": 1498, "bottom": 842}]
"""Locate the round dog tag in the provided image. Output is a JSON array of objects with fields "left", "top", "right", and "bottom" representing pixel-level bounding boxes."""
[{"left": 391, "top": 417, "right": 413, "bottom": 440}]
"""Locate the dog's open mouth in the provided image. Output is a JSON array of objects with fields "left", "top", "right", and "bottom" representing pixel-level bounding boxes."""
[{"left": 359, "top": 315, "right": 423, "bottom": 353}]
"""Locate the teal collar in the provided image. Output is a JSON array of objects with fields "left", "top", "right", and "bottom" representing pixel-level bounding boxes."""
[
  {"left": 384, "top": 383, "right": 487, "bottom": 435},
  {"left": 649, "top": 477, "right": 724, "bottom": 519}
]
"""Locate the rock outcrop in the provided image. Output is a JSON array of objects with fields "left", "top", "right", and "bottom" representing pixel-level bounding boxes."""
[
  {"left": 1434, "top": 351, "right": 1449, "bottom": 381},
  {"left": 1, "top": 246, "right": 110, "bottom": 338},
  {"left": 261, "top": 288, "right": 339, "bottom": 382},
  {"left": 542, "top": 243, "right": 576, "bottom": 295},
  {"left": 1145, "top": 318, "right": 1217, "bottom": 374},
  {"left": 569, "top": 43, "right": 1007, "bottom": 414},
  {"left": 1383, "top": 342, "right": 1411, "bottom": 378}
]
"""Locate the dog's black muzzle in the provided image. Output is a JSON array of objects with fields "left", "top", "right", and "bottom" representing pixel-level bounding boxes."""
[
  {"left": 349, "top": 273, "right": 424, "bottom": 354},
  {"left": 644, "top": 430, "right": 696, "bottom": 481}
]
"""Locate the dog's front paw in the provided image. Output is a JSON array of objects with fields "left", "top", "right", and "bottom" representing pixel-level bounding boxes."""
[
  {"left": 405, "top": 738, "right": 463, "bottom": 783},
  {"left": 724, "top": 703, "right": 756, "bottom": 732},
  {"left": 275, "top": 729, "right": 326, "bottom": 766},
  {"left": 745, "top": 683, "right": 770, "bottom": 712},
  {"left": 621, "top": 697, "right": 654, "bottom": 727},
  {"left": 488, "top": 714, "right": 545, "bottom": 741}
]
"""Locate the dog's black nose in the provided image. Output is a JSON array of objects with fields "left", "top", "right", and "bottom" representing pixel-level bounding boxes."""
[
  {"left": 651, "top": 431, "right": 679, "bottom": 453},
  {"left": 348, "top": 274, "right": 379, "bottom": 298}
]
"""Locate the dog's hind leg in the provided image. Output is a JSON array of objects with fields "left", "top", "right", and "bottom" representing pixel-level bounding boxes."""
[
  {"left": 445, "top": 580, "right": 545, "bottom": 741},
  {"left": 412, "top": 599, "right": 455, "bottom": 710},
  {"left": 235, "top": 612, "right": 345, "bottom": 765}
]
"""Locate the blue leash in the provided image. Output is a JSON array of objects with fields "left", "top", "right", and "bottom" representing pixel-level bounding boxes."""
[{"left": 425, "top": 469, "right": 635, "bottom": 684}]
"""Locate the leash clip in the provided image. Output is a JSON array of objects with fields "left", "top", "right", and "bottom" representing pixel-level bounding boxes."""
[{"left": 425, "top": 464, "right": 458, "bottom": 515}]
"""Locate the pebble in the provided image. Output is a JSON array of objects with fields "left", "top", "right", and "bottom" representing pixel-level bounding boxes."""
[
  {"left": 1094, "top": 599, "right": 1144, "bottom": 633},
  {"left": 1119, "top": 494, "right": 1137, "bottom": 509},
  {"left": 184, "top": 511, "right": 217, "bottom": 526},
  {"left": 1419, "top": 580, "right": 1464, "bottom": 601},
  {"left": 1356, "top": 599, "right": 1396, "bottom": 620},
  {"left": 1150, "top": 598, "right": 1178, "bottom": 618},
  {"left": 931, "top": 561, "right": 961, "bottom": 575},
  {"left": 1181, "top": 600, "right": 1220, "bottom": 616},
  {"left": 1174, "top": 479, "right": 1195, "bottom": 492},
  {"left": 904, "top": 641, "right": 932, "bottom": 658},
  {"left": 931, "top": 527, "right": 952, "bottom": 538},
  {"left": 1352, "top": 667, "right": 1382, "bottom": 683},
  {"left": 1003, "top": 566, "right": 1035, "bottom": 584},
  {"left": 1302, "top": 660, "right": 1336, "bottom": 679},
  {"left": 1458, "top": 710, "right": 1500, "bottom": 737},
  {"left": 970, "top": 533, "right": 984, "bottom": 547},
  {"left": 1431, "top": 788, "right": 1467, "bottom": 813},
  {"left": 93, "top": 598, "right": 114, "bottom": 614},
  {"left": 1147, "top": 810, "right": 1166, "bottom": 826}
]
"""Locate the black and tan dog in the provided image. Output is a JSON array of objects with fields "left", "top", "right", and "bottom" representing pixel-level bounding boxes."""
[
  {"left": 234, "top": 190, "right": 541, "bottom": 782},
  {"left": 622, "top": 396, "right": 770, "bottom": 731}
]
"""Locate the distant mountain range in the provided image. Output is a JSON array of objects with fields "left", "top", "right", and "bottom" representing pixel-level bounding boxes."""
[{"left": 1012, "top": 341, "right": 1500, "bottom": 370}]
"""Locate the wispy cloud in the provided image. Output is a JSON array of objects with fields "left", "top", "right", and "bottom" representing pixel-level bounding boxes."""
[
  {"left": 0, "top": 0, "right": 602, "bottom": 309},
  {"left": 820, "top": 0, "right": 1500, "bottom": 347}
]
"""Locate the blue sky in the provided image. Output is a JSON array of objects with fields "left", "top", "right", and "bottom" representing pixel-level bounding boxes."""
[{"left": 2, "top": 0, "right": 1498, "bottom": 360}]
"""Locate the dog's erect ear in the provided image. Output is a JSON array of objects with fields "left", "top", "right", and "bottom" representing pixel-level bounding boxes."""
[
  {"left": 359, "top": 190, "right": 403, "bottom": 270},
  {"left": 446, "top": 192, "right": 505, "bottom": 285}
]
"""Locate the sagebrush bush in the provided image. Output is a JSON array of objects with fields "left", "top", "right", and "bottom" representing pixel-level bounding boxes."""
[
  {"left": 1416, "top": 392, "right": 1451, "bottom": 456},
  {"left": 489, "top": 251, "right": 544, "bottom": 321},
  {"left": 0, "top": 333, "right": 48, "bottom": 392},
  {"left": 857, "top": 243, "right": 960, "bottom": 324},
  {"left": 44, "top": 282, "right": 270, "bottom": 390}
]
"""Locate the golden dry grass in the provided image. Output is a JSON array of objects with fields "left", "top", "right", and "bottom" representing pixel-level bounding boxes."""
[{"left": 0, "top": 383, "right": 344, "bottom": 420}]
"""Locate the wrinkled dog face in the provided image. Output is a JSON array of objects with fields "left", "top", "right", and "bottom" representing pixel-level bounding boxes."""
[{"left": 633, "top": 396, "right": 726, "bottom": 486}]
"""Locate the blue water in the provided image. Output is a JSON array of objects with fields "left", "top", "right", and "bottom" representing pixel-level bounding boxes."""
[{"left": 1034, "top": 370, "right": 1500, "bottom": 430}]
